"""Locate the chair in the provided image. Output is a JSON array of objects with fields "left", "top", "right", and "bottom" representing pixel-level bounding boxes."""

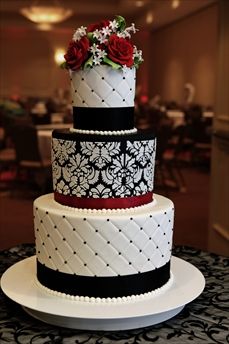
[
  {"left": 163, "top": 125, "right": 188, "bottom": 192},
  {"left": 155, "top": 124, "right": 172, "bottom": 195},
  {"left": 0, "top": 147, "right": 16, "bottom": 192},
  {"left": 10, "top": 124, "right": 51, "bottom": 194},
  {"left": 155, "top": 124, "right": 187, "bottom": 193}
]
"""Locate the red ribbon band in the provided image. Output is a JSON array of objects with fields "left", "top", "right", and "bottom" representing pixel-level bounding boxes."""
[{"left": 54, "top": 192, "right": 153, "bottom": 210}]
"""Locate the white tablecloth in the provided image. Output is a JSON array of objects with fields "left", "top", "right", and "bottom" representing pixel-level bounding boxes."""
[
  {"left": 37, "top": 130, "right": 52, "bottom": 162},
  {"left": 167, "top": 111, "right": 185, "bottom": 127},
  {"left": 166, "top": 110, "right": 213, "bottom": 127}
]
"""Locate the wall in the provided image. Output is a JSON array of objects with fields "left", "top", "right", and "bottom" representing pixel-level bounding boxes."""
[
  {"left": 149, "top": 4, "right": 218, "bottom": 107},
  {"left": 0, "top": 27, "right": 71, "bottom": 98},
  {"left": 0, "top": 24, "right": 148, "bottom": 100},
  {"left": 208, "top": 0, "right": 229, "bottom": 256},
  {"left": 0, "top": 4, "right": 218, "bottom": 104}
]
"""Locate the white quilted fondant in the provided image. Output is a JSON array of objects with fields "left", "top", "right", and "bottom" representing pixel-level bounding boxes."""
[
  {"left": 70, "top": 66, "right": 136, "bottom": 107},
  {"left": 34, "top": 194, "right": 174, "bottom": 277}
]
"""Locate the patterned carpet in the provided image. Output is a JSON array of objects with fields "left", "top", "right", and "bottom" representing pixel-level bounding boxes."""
[{"left": 0, "top": 244, "right": 228, "bottom": 344}]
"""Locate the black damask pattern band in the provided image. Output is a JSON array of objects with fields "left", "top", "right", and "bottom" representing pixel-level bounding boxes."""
[
  {"left": 37, "top": 260, "right": 170, "bottom": 298},
  {"left": 73, "top": 107, "right": 135, "bottom": 131},
  {"left": 52, "top": 136, "right": 156, "bottom": 200}
]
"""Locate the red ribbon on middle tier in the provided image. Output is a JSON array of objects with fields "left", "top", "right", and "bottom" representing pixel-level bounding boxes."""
[{"left": 54, "top": 192, "right": 153, "bottom": 209}]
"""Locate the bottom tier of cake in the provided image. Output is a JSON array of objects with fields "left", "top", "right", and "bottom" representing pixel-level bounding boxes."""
[{"left": 34, "top": 194, "right": 174, "bottom": 298}]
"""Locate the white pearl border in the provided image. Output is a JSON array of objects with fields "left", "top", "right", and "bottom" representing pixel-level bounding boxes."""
[
  {"left": 70, "top": 128, "right": 137, "bottom": 135},
  {"left": 35, "top": 272, "right": 174, "bottom": 304}
]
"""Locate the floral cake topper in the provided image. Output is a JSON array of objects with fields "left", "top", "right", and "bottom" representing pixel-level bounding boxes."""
[{"left": 62, "top": 15, "right": 143, "bottom": 71}]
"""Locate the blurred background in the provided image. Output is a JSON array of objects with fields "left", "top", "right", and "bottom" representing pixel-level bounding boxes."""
[{"left": 0, "top": 0, "right": 228, "bottom": 255}]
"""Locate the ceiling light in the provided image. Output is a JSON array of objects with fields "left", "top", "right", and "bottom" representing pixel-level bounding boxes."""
[
  {"left": 135, "top": 0, "right": 144, "bottom": 7},
  {"left": 54, "top": 48, "right": 65, "bottom": 65},
  {"left": 146, "top": 11, "right": 154, "bottom": 24},
  {"left": 20, "top": 2, "right": 73, "bottom": 29},
  {"left": 171, "top": 0, "right": 180, "bottom": 9}
]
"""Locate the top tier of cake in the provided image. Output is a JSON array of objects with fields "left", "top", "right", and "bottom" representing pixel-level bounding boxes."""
[
  {"left": 70, "top": 66, "right": 136, "bottom": 132},
  {"left": 63, "top": 16, "right": 143, "bottom": 132},
  {"left": 71, "top": 66, "right": 136, "bottom": 108}
]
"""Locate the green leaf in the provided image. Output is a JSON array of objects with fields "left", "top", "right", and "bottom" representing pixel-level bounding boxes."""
[
  {"left": 115, "top": 15, "right": 126, "bottom": 31},
  {"left": 134, "top": 56, "right": 143, "bottom": 68},
  {"left": 103, "top": 56, "right": 121, "bottom": 69},
  {"left": 60, "top": 61, "right": 68, "bottom": 69},
  {"left": 83, "top": 55, "right": 94, "bottom": 68},
  {"left": 87, "top": 32, "right": 96, "bottom": 43}
]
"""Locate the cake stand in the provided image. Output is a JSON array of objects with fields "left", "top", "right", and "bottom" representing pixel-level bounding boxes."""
[{"left": 0, "top": 256, "right": 205, "bottom": 330}]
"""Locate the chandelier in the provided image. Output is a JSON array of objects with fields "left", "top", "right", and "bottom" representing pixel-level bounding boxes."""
[{"left": 20, "top": 1, "right": 73, "bottom": 30}]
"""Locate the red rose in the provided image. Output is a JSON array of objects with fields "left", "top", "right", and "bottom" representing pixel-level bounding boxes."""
[
  {"left": 64, "top": 36, "right": 90, "bottom": 70},
  {"left": 107, "top": 34, "right": 134, "bottom": 67},
  {"left": 87, "top": 20, "right": 110, "bottom": 32}
]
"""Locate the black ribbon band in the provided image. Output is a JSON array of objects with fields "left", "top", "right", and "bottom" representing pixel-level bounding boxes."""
[
  {"left": 73, "top": 107, "right": 135, "bottom": 131},
  {"left": 37, "top": 260, "right": 170, "bottom": 298}
]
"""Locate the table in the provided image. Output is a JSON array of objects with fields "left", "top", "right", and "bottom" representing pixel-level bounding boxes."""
[
  {"left": 167, "top": 111, "right": 185, "bottom": 128},
  {"left": 37, "top": 130, "right": 52, "bottom": 161},
  {"left": 35, "top": 123, "right": 72, "bottom": 131},
  {"left": 0, "top": 245, "right": 228, "bottom": 344},
  {"left": 166, "top": 111, "right": 214, "bottom": 128}
]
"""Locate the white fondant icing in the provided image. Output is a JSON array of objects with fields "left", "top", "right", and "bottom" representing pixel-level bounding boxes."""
[
  {"left": 70, "top": 128, "right": 138, "bottom": 135},
  {"left": 70, "top": 66, "right": 136, "bottom": 108},
  {"left": 34, "top": 194, "right": 174, "bottom": 277},
  {"left": 35, "top": 273, "right": 174, "bottom": 303}
]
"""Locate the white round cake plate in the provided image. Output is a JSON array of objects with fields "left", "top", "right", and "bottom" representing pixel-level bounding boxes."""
[{"left": 0, "top": 256, "right": 205, "bottom": 331}]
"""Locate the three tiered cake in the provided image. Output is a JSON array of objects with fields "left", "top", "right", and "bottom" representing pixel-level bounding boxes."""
[{"left": 34, "top": 16, "right": 174, "bottom": 301}]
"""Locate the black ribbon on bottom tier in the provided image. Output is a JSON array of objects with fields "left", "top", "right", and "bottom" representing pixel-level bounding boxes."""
[
  {"left": 37, "top": 260, "right": 170, "bottom": 298},
  {"left": 73, "top": 106, "right": 135, "bottom": 131}
]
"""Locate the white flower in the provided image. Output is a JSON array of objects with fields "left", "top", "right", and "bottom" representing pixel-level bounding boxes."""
[
  {"left": 109, "top": 19, "right": 119, "bottom": 31},
  {"left": 97, "top": 49, "right": 107, "bottom": 59},
  {"left": 93, "top": 55, "right": 102, "bottom": 65},
  {"left": 89, "top": 43, "right": 99, "bottom": 54},
  {"left": 89, "top": 44, "right": 107, "bottom": 61},
  {"left": 127, "top": 23, "right": 138, "bottom": 34},
  {"left": 101, "top": 26, "right": 112, "bottom": 36},
  {"left": 133, "top": 46, "right": 144, "bottom": 62},
  {"left": 92, "top": 29, "right": 101, "bottom": 40},
  {"left": 97, "top": 34, "right": 108, "bottom": 44},
  {"left": 92, "top": 29, "right": 108, "bottom": 44},
  {"left": 117, "top": 31, "right": 127, "bottom": 38},
  {"left": 117, "top": 24, "right": 138, "bottom": 39},
  {"left": 118, "top": 28, "right": 132, "bottom": 38},
  {"left": 73, "top": 26, "right": 87, "bottom": 41}
]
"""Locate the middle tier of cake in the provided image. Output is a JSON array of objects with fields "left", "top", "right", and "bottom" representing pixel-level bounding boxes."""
[{"left": 52, "top": 130, "right": 156, "bottom": 209}]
